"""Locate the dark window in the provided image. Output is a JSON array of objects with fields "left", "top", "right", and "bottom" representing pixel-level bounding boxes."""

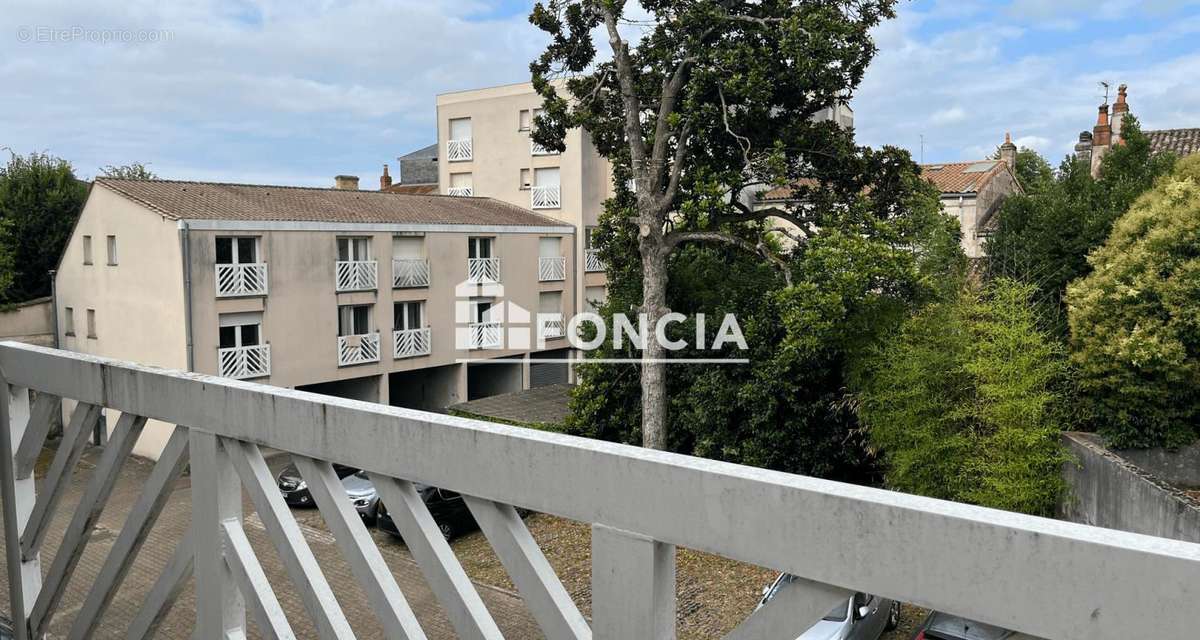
[
  {"left": 338, "top": 305, "right": 372, "bottom": 336},
  {"left": 468, "top": 237, "right": 492, "bottom": 259},
  {"left": 394, "top": 301, "right": 423, "bottom": 330},
  {"left": 237, "top": 237, "right": 256, "bottom": 264},
  {"left": 219, "top": 326, "right": 236, "bottom": 349}
]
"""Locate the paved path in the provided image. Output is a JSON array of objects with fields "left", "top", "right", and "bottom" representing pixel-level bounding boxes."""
[{"left": 0, "top": 444, "right": 543, "bottom": 638}]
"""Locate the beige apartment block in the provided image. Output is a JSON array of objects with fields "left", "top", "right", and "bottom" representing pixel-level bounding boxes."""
[{"left": 55, "top": 178, "right": 577, "bottom": 458}]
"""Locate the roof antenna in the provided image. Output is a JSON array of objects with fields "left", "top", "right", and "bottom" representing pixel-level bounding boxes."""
[
  {"left": 919, "top": 134, "right": 925, "bottom": 164},
  {"left": 1099, "top": 81, "right": 1111, "bottom": 105}
]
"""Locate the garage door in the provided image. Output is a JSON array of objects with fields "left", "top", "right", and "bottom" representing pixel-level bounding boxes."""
[{"left": 530, "top": 361, "right": 568, "bottom": 387}]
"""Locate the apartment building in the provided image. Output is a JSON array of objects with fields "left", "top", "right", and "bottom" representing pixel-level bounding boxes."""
[
  {"left": 55, "top": 178, "right": 577, "bottom": 458},
  {"left": 436, "top": 82, "right": 611, "bottom": 316}
]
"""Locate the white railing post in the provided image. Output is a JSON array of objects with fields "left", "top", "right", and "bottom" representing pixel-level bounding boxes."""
[
  {"left": 591, "top": 525, "right": 675, "bottom": 640},
  {"left": 190, "top": 430, "right": 245, "bottom": 637},
  {"left": 1, "top": 383, "right": 39, "bottom": 640}
]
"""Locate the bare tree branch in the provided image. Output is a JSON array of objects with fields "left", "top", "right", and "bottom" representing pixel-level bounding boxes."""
[{"left": 601, "top": 7, "right": 647, "bottom": 173}]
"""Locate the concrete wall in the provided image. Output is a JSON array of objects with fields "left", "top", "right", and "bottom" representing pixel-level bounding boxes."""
[
  {"left": 54, "top": 184, "right": 188, "bottom": 458},
  {"left": 1061, "top": 432, "right": 1200, "bottom": 543},
  {"left": 389, "top": 364, "right": 465, "bottom": 411},
  {"left": 1106, "top": 439, "right": 1200, "bottom": 488},
  {"left": 0, "top": 297, "right": 54, "bottom": 346}
]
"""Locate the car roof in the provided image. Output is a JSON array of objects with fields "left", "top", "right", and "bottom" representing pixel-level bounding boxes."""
[{"left": 926, "top": 613, "right": 1013, "bottom": 640}]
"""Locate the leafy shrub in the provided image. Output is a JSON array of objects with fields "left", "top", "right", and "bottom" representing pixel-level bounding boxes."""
[{"left": 1067, "top": 155, "right": 1200, "bottom": 448}]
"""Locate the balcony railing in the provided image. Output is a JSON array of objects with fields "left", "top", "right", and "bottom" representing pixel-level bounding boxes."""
[
  {"left": 392, "top": 258, "right": 430, "bottom": 288},
  {"left": 337, "top": 332, "right": 380, "bottom": 366},
  {"left": 447, "top": 138, "right": 472, "bottom": 162},
  {"left": 538, "top": 256, "right": 566, "bottom": 281},
  {"left": 393, "top": 327, "right": 431, "bottom": 359},
  {"left": 217, "top": 344, "right": 271, "bottom": 380},
  {"left": 531, "top": 184, "right": 561, "bottom": 209},
  {"left": 468, "top": 321, "right": 501, "bottom": 349},
  {"left": 585, "top": 249, "right": 605, "bottom": 272},
  {"left": 540, "top": 315, "right": 565, "bottom": 340},
  {"left": 446, "top": 186, "right": 473, "bottom": 197},
  {"left": 1, "top": 340, "right": 1196, "bottom": 640},
  {"left": 467, "top": 257, "right": 500, "bottom": 283},
  {"left": 531, "top": 140, "right": 557, "bottom": 156},
  {"left": 336, "top": 260, "right": 377, "bottom": 292},
  {"left": 215, "top": 262, "right": 268, "bottom": 297}
]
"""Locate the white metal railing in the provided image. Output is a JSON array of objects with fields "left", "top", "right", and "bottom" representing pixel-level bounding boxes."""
[
  {"left": 215, "top": 263, "right": 268, "bottom": 297},
  {"left": 468, "top": 322, "right": 501, "bottom": 349},
  {"left": 467, "top": 257, "right": 500, "bottom": 283},
  {"left": 585, "top": 249, "right": 605, "bottom": 272},
  {"left": 393, "top": 327, "right": 431, "bottom": 359},
  {"left": 217, "top": 344, "right": 270, "bottom": 380},
  {"left": 2, "top": 340, "right": 1199, "bottom": 640},
  {"left": 531, "top": 184, "right": 561, "bottom": 209},
  {"left": 446, "top": 186, "right": 473, "bottom": 197},
  {"left": 447, "top": 138, "right": 472, "bottom": 162},
  {"left": 531, "top": 140, "right": 556, "bottom": 156},
  {"left": 392, "top": 258, "right": 430, "bottom": 288},
  {"left": 538, "top": 256, "right": 566, "bottom": 281},
  {"left": 540, "top": 316, "right": 565, "bottom": 340},
  {"left": 336, "top": 260, "right": 377, "bottom": 292},
  {"left": 337, "top": 332, "right": 380, "bottom": 366}
]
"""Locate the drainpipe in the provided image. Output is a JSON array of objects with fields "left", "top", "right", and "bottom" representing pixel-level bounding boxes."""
[
  {"left": 179, "top": 221, "right": 194, "bottom": 372},
  {"left": 48, "top": 270, "right": 59, "bottom": 349}
]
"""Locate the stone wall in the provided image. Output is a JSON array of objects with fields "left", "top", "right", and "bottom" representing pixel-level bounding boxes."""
[{"left": 0, "top": 296, "right": 54, "bottom": 346}]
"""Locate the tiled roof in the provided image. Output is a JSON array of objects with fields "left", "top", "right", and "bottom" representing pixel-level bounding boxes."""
[
  {"left": 1146, "top": 129, "right": 1200, "bottom": 157},
  {"left": 97, "top": 179, "right": 567, "bottom": 227},
  {"left": 382, "top": 183, "right": 438, "bottom": 195},
  {"left": 919, "top": 160, "right": 1006, "bottom": 195}
]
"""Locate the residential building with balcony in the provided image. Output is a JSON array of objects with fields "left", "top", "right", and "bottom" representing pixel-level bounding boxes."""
[{"left": 54, "top": 178, "right": 577, "bottom": 458}]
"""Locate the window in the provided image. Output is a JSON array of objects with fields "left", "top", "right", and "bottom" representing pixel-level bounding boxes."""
[
  {"left": 392, "top": 235, "right": 423, "bottom": 259},
  {"left": 82, "top": 236, "right": 93, "bottom": 265},
  {"left": 534, "top": 166, "right": 560, "bottom": 187},
  {"left": 585, "top": 226, "right": 600, "bottom": 249},
  {"left": 393, "top": 301, "right": 424, "bottom": 331},
  {"left": 337, "top": 237, "right": 371, "bottom": 262},
  {"left": 338, "top": 304, "right": 373, "bottom": 336},
  {"left": 64, "top": 307, "right": 75, "bottom": 336},
  {"left": 219, "top": 313, "right": 262, "bottom": 349},
  {"left": 519, "top": 168, "right": 531, "bottom": 190},
  {"left": 539, "top": 237, "right": 560, "bottom": 258},
  {"left": 86, "top": 309, "right": 97, "bottom": 339},
  {"left": 471, "top": 300, "right": 494, "bottom": 324},
  {"left": 518, "top": 109, "right": 532, "bottom": 131},
  {"left": 468, "top": 237, "right": 493, "bottom": 260},
  {"left": 106, "top": 235, "right": 118, "bottom": 265},
  {"left": 449, "top": 117, "right": 472, "bottom": 140},
  {"left": 539, "top": 290, "right": 562, "bottom": 315},
  {"left": 216, "top": 237, "right": 259, "bottom": 264},
  {"left": 585, "top": 286, "right": 607, "bottom": 313}
]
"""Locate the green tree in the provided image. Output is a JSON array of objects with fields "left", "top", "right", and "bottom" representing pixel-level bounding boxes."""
[
  {"left": 100, "top": 163, "right": 157, "bottom": 180},
  {"left": 530, "top": 0, "right": 903, "bottom": 448},
  {"left": 1067, "top": 154, "right": 1200, "bottom": 449},
  {"left": 857, "top": 279, "right": 1070, "bottom": 516},
  {"left": 0, "top": 152, "right": 88, "bottom": 302}
]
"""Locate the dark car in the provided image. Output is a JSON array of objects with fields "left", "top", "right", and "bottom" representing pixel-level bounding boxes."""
[
  {"left": 276, "top": 462, "right": 380, "bottom": 522},
  {"left": 912, "top": 612, "right": 1045, "bottom": 640},
  {"left": 376, "top": 485, "right": 476, "bottom": 541}
]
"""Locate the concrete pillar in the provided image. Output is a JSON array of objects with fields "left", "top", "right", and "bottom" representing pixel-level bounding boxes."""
[
  {"left": 591, "top": 524, "right": 675, "bottom": 640},
  {"left": 522, "top": 353, "right": 532, "bottom": 390},
  {"left": 377, "top": 373, "right": 389, "bottom": 405},
  {"left": 453, "top": 363, "right": 468, "bottom": 405}
]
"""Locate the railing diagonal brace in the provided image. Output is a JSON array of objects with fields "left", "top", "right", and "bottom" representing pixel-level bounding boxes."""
[
  {"left": 222, "top": 519, "right": 297, "bottom": 640},
  {"left": 20, "top": 402, "right": 101, "bottom": 557},
  {"left": 125, "top": 527, "right": 195, "bottom": 640},
  {"left": 721, "top": 575, "right": 851, "bottom": 640},
  {"left": 13, "top": 393, "right": 60, "bottom": 479}
]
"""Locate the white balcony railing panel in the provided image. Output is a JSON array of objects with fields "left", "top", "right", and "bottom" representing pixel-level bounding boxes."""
[
  {"left": 467, "top": 258, "right": 500, "bottom": 283},
  {"left": 446, "top": 186, "right": 473, "bottom": 197},
  {"left": 447, "top": 138, "right": 472, "bottom": 162},
  {"left": 531, "top": 140, "right": 557, "bottom": 156},
  {"left": 2, "top": 340, "right": 1200, "bottom": 640},
  {"left": 393, "top": 328, "right": 431, "bottom": 359},
  {"left": 337, "top": 332, "right": 380, "bottom": 366},
  {"left": 336, "top": 260, "right": 377, "bottom": 292},
  {"left": 538, "top": 256, "right": 567, "bottom": 282},
  {"left": 392, "top": 258, "right": 430, "bottom": 288},
  {"left": 531, "top": 185, "right": 561, "bottom": 209},
  {"left": 217, "top": 345, "right": 271, "bottom": 380},
  {"left": 585, "top": 249, "right": 605, "bottom": 273},
  {"left": 215, "top": 263, "right": 268, "bottom": 297},
  {"left": 540, "top": 316, "right": 565, "bottom": 339},
  {"left": 468, "top": 322, "right": 501, "bottom": 349}
]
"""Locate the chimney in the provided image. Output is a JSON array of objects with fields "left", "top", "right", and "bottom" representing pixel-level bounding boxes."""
[
  {"left": 334, "top": 175, "right": 359, "bottom": 190},
  {"left": 1111, "top": 83, "right": 1129, "bottom": 144},
  {"left": 1091, "top": 104, "right": 1112, "bottom": 177},
  {"left": 380, "top": 164, "right": 393, "bottom": 191},
  {"left": 999, "top": 132, "right": 1017, "bottom": 172},
  {"left": 1074, "top": 130, "right": 1093, "bottom": 166}
]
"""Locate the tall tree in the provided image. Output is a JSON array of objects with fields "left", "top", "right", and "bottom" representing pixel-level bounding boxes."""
[
  {"left": 530, "top": 0, "right": 899, "bottom": 448},
  {"left": 100, "top": 163, "right": 157, "bottom": 180},
  {"left": 0, "top": 152, "right": 88, "bottom": 302}
]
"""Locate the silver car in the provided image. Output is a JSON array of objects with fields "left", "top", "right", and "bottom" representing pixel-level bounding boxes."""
[{"left": 758, "top": 573, "right": 900, "bottom": 640}]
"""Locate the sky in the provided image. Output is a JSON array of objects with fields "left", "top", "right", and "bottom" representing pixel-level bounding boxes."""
[{"left": 1, "top": 0, "right": 1198, "bottom": 186}]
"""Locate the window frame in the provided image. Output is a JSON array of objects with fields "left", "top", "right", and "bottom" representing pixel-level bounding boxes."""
[
  {"left": 219, "top": 322, "right": 261, "bottom": 350},
  {"left": 216, "top": 236, "right": 260, "bottom": 265},
  {"left": 86, "top": 309, "right": 97, "bottom": 339},
  {"left": 82, "top": 235, "right": 93, "bottom": 265},
  {"left": 64, "top": 307, "right": 75, "bottom": 336},
  {"left": 337, "top": 236, "right": 371, "bottom": 262},
  {"left": 393, "top": 301, "right": 424, "bottom": 331},
  {"left": 338, "top": 304, "right": 373, "bottom": 337},
  {"left": 106, "top": 235, "right": 118, "bottom": 266},
  {"left": 467, "top": 237, "right": 494, "bottom": 260}
]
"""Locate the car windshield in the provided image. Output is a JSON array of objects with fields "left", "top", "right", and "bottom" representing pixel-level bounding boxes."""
[
  {"left": 765, "top": 575, "right": 848, "bottom": 622},
  {"left": 822, "top": 600, "right": 848, "bottom": 622}
]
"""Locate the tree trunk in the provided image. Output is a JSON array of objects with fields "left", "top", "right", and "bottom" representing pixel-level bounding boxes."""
[{"left": 640, "top": 237, "right": 669, "bottom": 450}]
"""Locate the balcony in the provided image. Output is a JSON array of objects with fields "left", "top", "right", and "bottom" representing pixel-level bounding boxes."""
[
  {"left": 468, "top": 321, "right": 501, "bottom": 349},
  {"left": 393, "top": 327, "right": 431, "bottom": 359},
  {"left": 531, "top": 140, "right": 557, "bottom": 156},
  {"left": 446, "top": 186, "right": 473, "bottom": 197},
  {"left": 467, "top": 257, "right": 500, "bottom": 284},
  {"left": 540, "top": 315, "right": 565, "bottom": 339},
  {"left": 392, "top": 258, "right": 430, "bottom": 288},
  {"left": 447, "top": 138, "right": 472, "bottom": 162},
  {"left": 531, "top": 184, "right": 560, "bottom": 209},
  {"left": 1, "top": 340, "right": 1195, "bottom": 640},
  {"left": 336, "top": 260, "right": 377, "bottom": 292},
  {"left": 538, "top": 256, "right": 566, "bottom": 281},
  {"left": 215, "top": 262, "right": 268, "bottom": 297},
  {"left": 217, "top": 344, "right": 270, "bottom": 379},
  {"left": 337, "top": 331, "right": 380, "bottom": 366},
  {"left": 585, "top": 249, "right": 605, "bottom": 272}
]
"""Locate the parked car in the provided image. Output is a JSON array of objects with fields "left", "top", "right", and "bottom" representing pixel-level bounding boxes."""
[
  {"left": 275, "top": 463, "right": 379, "bottom": 522},
  {"left": 911, "top": 612, "right": 1044, "bottom": 640},
  {"left": 758, "top": 573, "right": 899, "bottom": 640},
  {"left": 377, "top": 484, "right": 476, "bottom": 541}
]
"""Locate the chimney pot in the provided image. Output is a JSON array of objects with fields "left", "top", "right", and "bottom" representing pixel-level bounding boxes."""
[
  {"left": 999, "top": 132, "right": 1017, "bottom": 171},
  {"left": 380, "top": 164, "right": 393, "bottom": 190},
  {"left": 334, "top": 175, "right": 360, "bottom": 190}
]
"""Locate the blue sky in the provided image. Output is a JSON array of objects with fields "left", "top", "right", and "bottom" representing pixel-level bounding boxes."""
[{"left": 2, "top": 0, "right": 1198, "bottom": 186}]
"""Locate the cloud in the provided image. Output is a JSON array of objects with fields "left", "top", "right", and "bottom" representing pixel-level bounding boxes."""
[{"left": 931, "top": 107, "right": 967, "bottom": 125}]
